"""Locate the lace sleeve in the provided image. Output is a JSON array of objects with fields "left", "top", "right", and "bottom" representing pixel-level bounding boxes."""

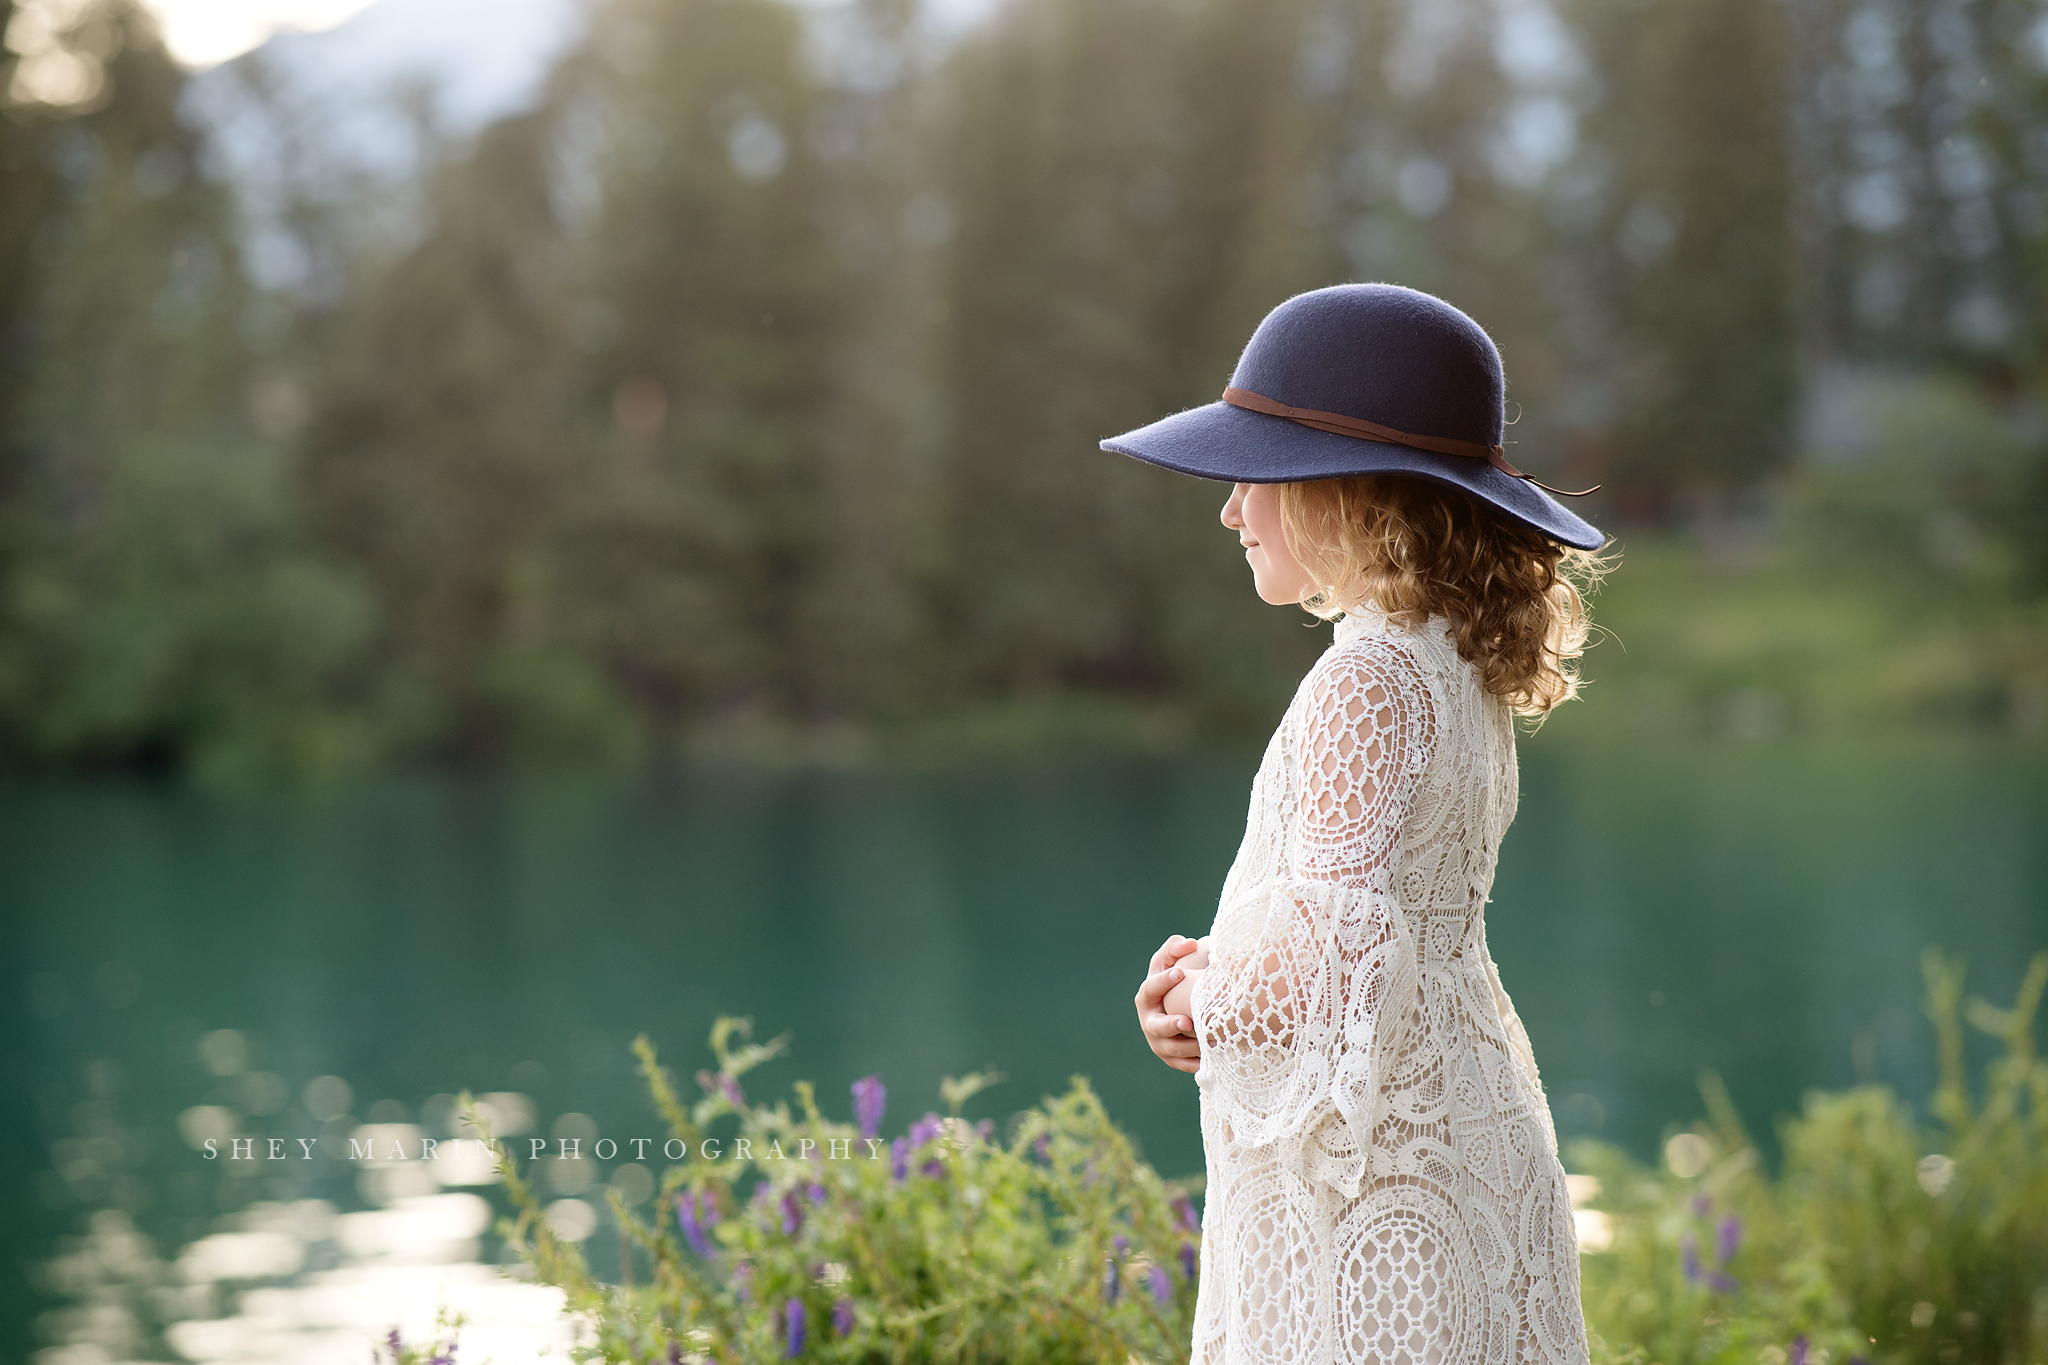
[{"left": 1192, "top": 637, "right": 1436, "bottom": 1197}]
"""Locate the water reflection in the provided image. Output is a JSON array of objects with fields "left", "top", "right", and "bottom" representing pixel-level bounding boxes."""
[{"left": 42, "top": 1199, "right": 581, "bottom": 1364}]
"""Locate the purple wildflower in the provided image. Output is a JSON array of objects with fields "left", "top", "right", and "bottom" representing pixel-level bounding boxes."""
[
  {"left": 722, "top": 1075, "right": 745, "bottom": 1107},
  {"left": 1172, "top": 1196, "right": 1200, "bottom": 1233},
  {"left": 1691, "top": 1193, "right": 1713, "bottom": 1218},
  {"left": 851, "top": 1076, "right": 886, "bottom": 1139},
  {"left": 919, "top": 1157, "right": 946, "bottom": 1179},
  {"left": 1149, "top": 1266, "right": 1172, "bottom": 1304},
  {"left": 909, "top": 1113, "right": 943, "bottom": 1147},
  {"left": 1180, "top": 1243, "right": 1198, "bottom": 1282},
  {"left": 782, "top": 1299, "right": 806, "bottom": 1357},
  {"left": 387, "top": 1329, "right": 403, "bottom": 1361},
  {"left": 668, "top": 1345, "right": 684, "bottom": 1365},
  {"left": 1789, "top": 1336, "right": 1809, "bottom": 1365},
  {"left": 890, "top": 1137, "right": 908, "bottom": 1182},
  {"left": 1681, "top": 1232, "right": 1704, "bottom": 1286},
  {"left": 1710, "top": 1270, "right": 1740, "bottom": 1294},
  {"left": 805, "top": 1181, "right": 827, "bottom": 1205},
  {"left": 1034, "top": 1134, "right": 1052, "bottom": 1163},
  {"left": 832, "top": 1298, "right": 855, "bottom": 1337},
  {"left": 1716, "top": 1214, "right": 1743, "bottom": 1265},
  {"left": 676, "top": 1190, "right": 719, "bottom": 1257},
  {"left": 1102, "top": 1258, "right": 1120, "bottom": 1305},
  {"left": 974, "top": 1119, "right": 994, "bottom": 1143},
  {"left": 781, "top": 1190, "right": 805, "bottom": 1236},
  {"left": 1113, "top": 1234, "right": 1130, "bottom": 1259}
]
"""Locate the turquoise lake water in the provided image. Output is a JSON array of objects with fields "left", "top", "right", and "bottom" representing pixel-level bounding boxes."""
[{"left": 5, "top": 734, "right": 2046, "bottom": 1356}]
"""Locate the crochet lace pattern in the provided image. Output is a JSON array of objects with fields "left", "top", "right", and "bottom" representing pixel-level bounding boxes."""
[{"left": 1188, "top": 603, "right": 1588, "bottom": 1365}]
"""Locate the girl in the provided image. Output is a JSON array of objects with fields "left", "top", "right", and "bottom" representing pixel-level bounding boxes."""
[{"left": 1115, "top": 283, "right": 1608, "bottom": 1365}]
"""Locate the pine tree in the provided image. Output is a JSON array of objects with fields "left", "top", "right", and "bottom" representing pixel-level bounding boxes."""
[
  {"left": 1566, "top": 0, "right": 1798, "bottom": 508},
  {"left": 299, "top": 108, "right": 601, "bottom": 761},
  {"left": 0, "top": 0, "right": 370, "bottom": 777},
  {"left": 537, "top": 0, "right": 856, "bottom": 745}
]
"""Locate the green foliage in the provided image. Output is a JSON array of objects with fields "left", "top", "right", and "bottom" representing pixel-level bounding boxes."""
[
  {"left": 1784, "top": 378, "right": 2048, "bottom": 600},
  {"left": 1784, "top": 951, "right": 2048, "bottom": 1365},
  {"left": 0, "top": 0, "right": 382, "bottom": 779},
  {"left": 1529, "top": 380, "right": 2048, "bottom": 742},
  {"left": 479, "top": 949, "right": 2046, "bottom": 1365},
  {"left": 1574, "top": 950, "right": 2048, "bottom": 1365},
  {"left": 1572, "top": 1096, "right": 1868, "bottom": 1365},
  {"left": 0, "top": 434, "right": 379, "bottom": 779},
  {"left": 473, "top": 1018, "right": 1204, "bottom": 1364},
  {"left": 1567, "top": 0, "right": 1797, "bottom": 501},
  {"left": 6, "top": 0, "right": 2048, "bottom": 776}
]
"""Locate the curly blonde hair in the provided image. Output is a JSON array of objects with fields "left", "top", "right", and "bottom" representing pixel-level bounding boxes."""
[{"left": 1277, "top": 475, "right": 1612, "bottom": 718}]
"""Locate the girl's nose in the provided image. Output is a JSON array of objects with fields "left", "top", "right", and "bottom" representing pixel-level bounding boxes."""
[{"left": 1220, "top": 484, "right": 1247, "bottom": 529}]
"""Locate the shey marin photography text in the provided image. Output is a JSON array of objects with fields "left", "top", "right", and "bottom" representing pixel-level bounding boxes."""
[{"left": 200, "top": 1134, "right": 896, "bottom": 1163}]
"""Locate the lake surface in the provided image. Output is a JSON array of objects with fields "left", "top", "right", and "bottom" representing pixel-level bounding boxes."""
[{"left": 6, "top": 734, "right": 2047, "bottom": 1359}]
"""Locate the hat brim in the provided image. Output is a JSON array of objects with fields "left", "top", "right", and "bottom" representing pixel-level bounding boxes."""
[{"left": 1101, "top": 401, "right": 1605, "bottom": 551}]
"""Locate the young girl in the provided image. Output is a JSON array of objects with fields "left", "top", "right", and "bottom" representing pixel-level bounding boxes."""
[{"left": 1113, "top": 283, "right": 1607, "bottom": 1365}]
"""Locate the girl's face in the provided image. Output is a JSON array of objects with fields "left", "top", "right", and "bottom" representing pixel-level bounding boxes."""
[{"left": 1221, "top": 482, "right": 1318, "bottom": 606}]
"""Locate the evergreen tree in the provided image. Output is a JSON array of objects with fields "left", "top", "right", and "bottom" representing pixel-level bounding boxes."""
[
  {"left": 1567, "top": 0, "right": 1798, "bottom": 508},
  {"left": 1, "top": 0, "right": 2041, "bottom": 777},
  {"left": 300, "top": 109, "right": 600, "bottom": 762},
  {"left": 936, "top": 0, "right": 1334, "bottom": 711},
  {"left": 0, "top": 0, "right": 372, "bottom": 777},
  {"left": 1793, "top": 0, "right": 2048, "bottom": 372},
  {"left": 539, "top": 0, "right": 857, "bottom": 744}
]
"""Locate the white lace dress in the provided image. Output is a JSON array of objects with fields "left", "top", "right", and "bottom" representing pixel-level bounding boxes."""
[{"left": 1188, "top": 603, "right": 1588, "bottom": 1365}]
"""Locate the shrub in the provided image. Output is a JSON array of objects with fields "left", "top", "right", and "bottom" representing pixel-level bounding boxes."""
[
  {"left": 473, "top": 1018, "right": 1203, "bottom": 1364},
  {"left": 1576, "top": 948, "right": 2048, "bottom": 1365},
  {"left": 480, "top": 946, "right": 2045, "bottom": 1364}
]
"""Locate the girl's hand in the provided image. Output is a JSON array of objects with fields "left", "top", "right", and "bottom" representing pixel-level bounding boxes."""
[
  {"left": 1135, "top": 934, "right": 1205, "bottom": 1075},
  {"left": 1162, "top": 963, "right": 1204, "bottom": 1023}
]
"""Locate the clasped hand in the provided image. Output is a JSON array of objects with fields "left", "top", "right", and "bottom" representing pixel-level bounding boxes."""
[{"left": 1134, "top": 934, "right": 1209, "bottom": 1075}]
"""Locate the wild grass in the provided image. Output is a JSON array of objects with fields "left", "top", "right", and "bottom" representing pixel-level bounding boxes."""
[{"left": 483, "top": 946, "right": 2045, "bottom": 1363}]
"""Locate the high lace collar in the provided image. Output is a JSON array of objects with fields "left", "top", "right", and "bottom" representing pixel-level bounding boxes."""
[
  {"left": 1335, "top": 597, "right": 1400, "bottom": 646},
  {"left": 1331, "top": 599, "right": 1391, "bottom": 645},
  {"left": 1331, "top": 599, "right": 1448, "bottom": 646}
]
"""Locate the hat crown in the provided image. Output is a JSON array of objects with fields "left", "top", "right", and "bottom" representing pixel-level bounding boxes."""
[{"left": 1228, "top": 284, "right": 1505, "bottom": 449}]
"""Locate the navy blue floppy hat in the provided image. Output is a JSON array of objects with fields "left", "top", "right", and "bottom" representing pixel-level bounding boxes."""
[{"left": 1099, "top": 283, "right": 1605, "bottom": 551}]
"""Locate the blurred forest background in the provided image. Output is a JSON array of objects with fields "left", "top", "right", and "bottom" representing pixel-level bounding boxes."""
[{"left": 3, "top": 0, "right": 2048, "bottom": 780}]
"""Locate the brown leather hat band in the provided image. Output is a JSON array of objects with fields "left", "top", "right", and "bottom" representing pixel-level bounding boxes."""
[{"left": 1220, "top": 386, "right": 1599, "bottom": 498}]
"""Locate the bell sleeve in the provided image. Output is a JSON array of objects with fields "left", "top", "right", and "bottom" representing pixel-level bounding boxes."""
[{"left": 1191, "top": 636, "right": 1437, "bottom": 1199}]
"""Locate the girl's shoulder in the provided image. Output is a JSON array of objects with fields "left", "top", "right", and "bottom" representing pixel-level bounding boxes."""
[{"left": 1288, "top": 615, "right": 1443, "bottom": 728}]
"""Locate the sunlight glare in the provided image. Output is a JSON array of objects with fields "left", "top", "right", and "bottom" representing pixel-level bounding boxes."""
[{"left": 138, "top": 0, "right": 378, "bottom": 69}]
